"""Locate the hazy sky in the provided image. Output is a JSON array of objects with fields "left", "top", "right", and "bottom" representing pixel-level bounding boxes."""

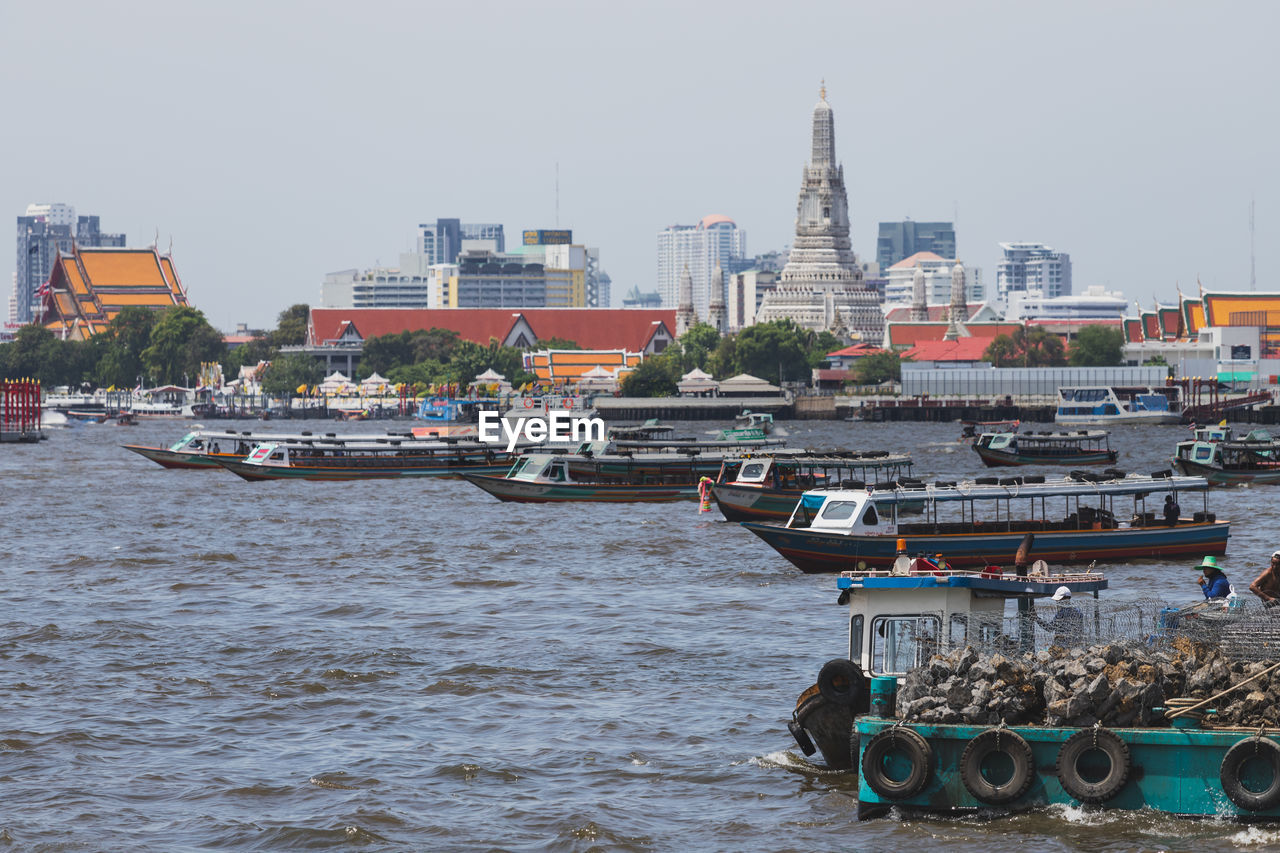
[{"left": 3, "top": 1, "right": 1277, "bottom": 330}]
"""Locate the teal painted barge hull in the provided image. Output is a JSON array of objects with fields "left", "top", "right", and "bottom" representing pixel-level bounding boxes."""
[{"left": 855, "top": 716, "right": 1280, "bottom": 820}]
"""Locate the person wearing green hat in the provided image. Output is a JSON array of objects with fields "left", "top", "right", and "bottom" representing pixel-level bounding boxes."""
[{"left": 1196, "top": 555, "right": 1231, "bottom": 599}]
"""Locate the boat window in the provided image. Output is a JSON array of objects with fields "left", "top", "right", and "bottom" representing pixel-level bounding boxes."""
[
  {"left": 870, "top": 615, "right": 940, "bottom": 676},
  {"left": 1195, "top": 445, "right": 1212, "bottom": 461},
  {"left": 862, "top": 504, "right": 879, "bottom": 526},
  {"left": 848, "top": 614, "right": 864, "bottom": 662},
  {"left": 820, "top": 500, "right": 861, "bottom": 521},
  {"left": 740, "top": 462, "right": 767, "bottom": 481}
]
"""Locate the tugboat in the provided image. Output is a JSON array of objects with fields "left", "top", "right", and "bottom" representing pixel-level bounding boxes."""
[{"left": 789, "top": 546, "right": 1280, "bottom": 821}]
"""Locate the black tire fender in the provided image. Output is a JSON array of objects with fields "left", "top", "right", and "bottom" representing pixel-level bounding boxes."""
[
  {"left": 959, "top": 728, "right": 1035, "bottom": 805},
  {"left": 861, "top": 727, "right": 932, "bottom": 800},
  {"left": 1220, "top": 736, "right": 1280, "bottom": 812},
  {"left": 1055, "top": 727, "right": 1131, "bottom": 804},
  {"left": 788, "top": 720, "right": 816, "bottom": 757},
  {"left": 817, "top": 658, "right": 864, "bottom": 707}
]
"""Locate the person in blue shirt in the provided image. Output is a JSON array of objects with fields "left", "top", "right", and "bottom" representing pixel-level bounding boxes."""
[{"left": 1196, "top": 555, "right": 1232, "bottom": 599}]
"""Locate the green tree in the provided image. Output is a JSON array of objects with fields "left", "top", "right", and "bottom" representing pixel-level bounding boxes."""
[
  {"left": 360, "top": 331, "right": 416, "bottom": 375},
  {"left": 93, "top": 306, "right": 158, "bottom": 387},
  {"left": 620, "top": 352, "right": 681, "bottom": 396},
  {"left": 674, "top": 323, "right": 722, "bottom": 373},
  {"left": 852, "top": 351, "right": 905, "bottom": 385},
  {"left": 724, "top": 318, "right": 816, "bottom": 384},
  {"left": 260, "top": 352, "right": 324, "bottom": 394},
  {"left": 222, "top": 335, "right": 276, "bottom": 379},
  {"left": 982, "top": 327, "right": 1066, "bottom": 367},
  {"left": 141, "top": 306, "right": 226, "bottom": 385},
  {"left": 445, "top": 339, "right": 535, "bottom": 387},
  {"left": 1068, "top": 324, "right": 1125, "bottom": 366},
  {"left": 269, "top": 304, "right": 310, "bottom": 347}
]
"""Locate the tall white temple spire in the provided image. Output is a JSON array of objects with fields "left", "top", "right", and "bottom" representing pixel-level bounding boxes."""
[{"left": 754, "top": 85, "right": 884, "bottom": 340}]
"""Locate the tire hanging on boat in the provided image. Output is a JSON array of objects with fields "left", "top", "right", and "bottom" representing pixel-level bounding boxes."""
[
  {"left": 959, "top": 728, "right": 1035, "bottom": 805},
  {"left": 788, "top": 720, "right": 816, "bottom": 757},
  {"left": 817, "top": 658, "right": 864, "bottom": 707},
  {"left": 1220, "top": 736, "right": 1280, "bottom": 811},
  {"left": 861, "top": 727, "right": 932, "bottom": 800},
  {"left": 1055, "top": 726, "right": 1131, "bottom": 804}
]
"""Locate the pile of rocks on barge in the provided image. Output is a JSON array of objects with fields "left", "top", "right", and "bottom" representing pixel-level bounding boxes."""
[{"left": 895, "top": 638, "right": 1280, "bottom": 728}]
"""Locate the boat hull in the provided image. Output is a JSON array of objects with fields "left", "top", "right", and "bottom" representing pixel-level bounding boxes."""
[
  {"left": 1172, "top": 456, "right": 1280, "bottom": 485},
  {"left": 1055, "top": 413, "right": 1181, "bottom": 426},
  {"left": 461, "top": 473, "right": 698, "bottom": 502},
  {"left": 217, "top": 459, "right": 512, "bottom": 481},
  {"left": 712, "top": 484, "right": 800, "bottom": 522},
  {"left": 741, "top": 520, "right": 1229, "bottom": 573},
  {"left": 122, "top": 444, "right": 227, "bottom": 470},
  {"left": 855, "top": 715, "right": 1280, "bottom": 820},
  {"left": 975, "top": 446, "right": 1117, "bottom": 467}
]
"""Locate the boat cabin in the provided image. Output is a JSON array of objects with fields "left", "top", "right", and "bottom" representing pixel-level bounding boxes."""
[
  {"left": 716, "top": 451, "right": 914, "bottom": 491},
  {"left": 1054, "top": 385, "right": 1182, "bottom": 424},
  {"left": 786, "top": 473, "right": 1213, "bottom": 537},
  {"left": 836, "top": 566, "right": 1108, "bottom": 678}
]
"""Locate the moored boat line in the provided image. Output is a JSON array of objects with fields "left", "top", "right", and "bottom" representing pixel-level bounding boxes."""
[{"left": 1171, "top": 424, "right": 1280, "bottom": 485}]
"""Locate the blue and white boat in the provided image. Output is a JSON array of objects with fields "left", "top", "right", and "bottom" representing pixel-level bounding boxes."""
[
  {"left": 1054, "top": 385, "right": 1183, "bottom": 425},
  {"left": 742, "top": 472, "right": 1227, "bottom": 573}
]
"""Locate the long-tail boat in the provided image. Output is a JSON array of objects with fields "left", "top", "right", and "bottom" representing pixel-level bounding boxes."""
[
  {"left": 711, "top": 450, "right": 915, "bottom": 522},
  {"left": 123, "top": 428, "right": 423, "bottom": 470},
  {"left": 742, "top": 472, "right": 1227, "bottom": 573},
  {"left": 215, "top": 437, "right": 515, "bottom": 481},
  {"left": 460, "top": 448, "right": 749, "bottom": 502},
  {"left": 1172, "top": 426, "right": 1280, "bottom": 485},
  {"left": 973, "top": 429, "right": 1117, "bottom": 467}
]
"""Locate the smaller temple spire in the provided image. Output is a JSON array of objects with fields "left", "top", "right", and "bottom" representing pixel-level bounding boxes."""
[
  {"left": 707, "top": 260, "right": 727, "bottom": 334},
  {"left": 910, "top": 266, "right": 929, "bottom": 322},
  {"left": 676, "top": 263, "right": 696, "bottom": 337},
  {"left": 944, "top": 262, "right": 968, "bottom": 341}
]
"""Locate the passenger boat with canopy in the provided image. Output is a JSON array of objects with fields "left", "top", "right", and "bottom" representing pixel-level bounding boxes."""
[
  {"left": 215, "top": 437, "right": 515, "bottom": 481},
  {"left": 460, "top": 447, "right": 756, "bottom": 503},
  {"left": 973, "top": 429, "right": 1117, "bottom": 467},
  {"left": 1172, "top": 425, "right": 1280, "bottom": 485},
  {"left": 711, "top": 450, "right": 915, "bottom": 522},
  {"left": 742, "top": 472, "right": 1227, "bottom": 573},
  {"left": 124, "top": 429, "right": 427, "bottom": 470}
]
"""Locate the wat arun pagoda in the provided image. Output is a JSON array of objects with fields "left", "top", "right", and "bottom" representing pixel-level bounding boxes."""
[{"left": 754, "top": 87, "right": 883, "bottom": 341}]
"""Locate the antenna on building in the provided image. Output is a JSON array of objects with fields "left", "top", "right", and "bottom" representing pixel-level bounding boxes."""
[
  {"left": 1250, "top": 197, "right": 1256, "bottom": 291},
  {"left": 555, "top": 162, "right": 560, "bottom": 228}
]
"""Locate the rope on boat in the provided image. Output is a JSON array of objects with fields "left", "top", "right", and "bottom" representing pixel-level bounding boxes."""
[{"left": 1167, "top": 659, "right": 1280, "bottom": 720}]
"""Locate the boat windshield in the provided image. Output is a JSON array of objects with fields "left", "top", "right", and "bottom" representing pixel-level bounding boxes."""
[{"left": 170, "top": 432, "right": 200, "bottom": 452}]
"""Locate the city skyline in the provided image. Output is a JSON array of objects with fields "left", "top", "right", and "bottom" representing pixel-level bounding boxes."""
[{"left": 2, "top": 1, "right": 1276, "bottom": 330}]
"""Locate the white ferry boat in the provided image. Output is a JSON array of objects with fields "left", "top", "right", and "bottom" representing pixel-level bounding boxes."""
[{"left": 1054, "top": 385, "right": 1182, "bottom": 425}]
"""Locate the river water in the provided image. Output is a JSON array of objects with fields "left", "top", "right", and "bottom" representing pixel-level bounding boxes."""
[{"left": 3, "top": 418, "right": 1279, "bottom": 851}]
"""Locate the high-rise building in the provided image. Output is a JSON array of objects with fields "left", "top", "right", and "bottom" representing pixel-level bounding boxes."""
[
  {"left": 996, "top": 242, "right": 1072, "bottom": 305},
  {"left": 876, "top": 220, "right": 956, "bottom": 270},
  {"left": 15, "top": 204, "right": 124, "bottom": 324},
  {"left": 753, "top": 88, "right": 884, "bottom": 340},
  {"left": 321, "top": 253, "right": 433, "bottom": 308},
  {"left": 882, "top": 252, "right": 984, "bottom": 305},
  {"left": 417, "top": 219, "right": 505, "bottom": 265},
  {"left": 656, "top": 215, "right": 746, "bottom": 318}
]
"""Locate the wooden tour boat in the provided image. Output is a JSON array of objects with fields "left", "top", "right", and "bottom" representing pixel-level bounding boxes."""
[
  {"left": 1172, "top": 425, "right": 1280, "bottom": 485},
  {"left": 711, "top": 450, "right": 915, "bottom": 522},
  {"left": 973, "top": 429, "right": 1117, "bottom": 467},
  {"left": 461, "top": 447, "right": 752, "bottom": 503},
  {"left": 742, "top": 472, "right": 1227, "bottom": 573},
  {"left": 215, "top": 438, "right": 515, "bottom": 481},
  {"left": 123, "top": 428, "right": 427, "bottom": 470}
]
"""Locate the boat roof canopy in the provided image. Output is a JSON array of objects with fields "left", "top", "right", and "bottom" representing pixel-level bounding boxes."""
[
  {"left": 836, "top": 569, "right": 1109, "bottom": 598},
  {"left": 810, "top": 473, "right": 1209, "bottom": 506}
]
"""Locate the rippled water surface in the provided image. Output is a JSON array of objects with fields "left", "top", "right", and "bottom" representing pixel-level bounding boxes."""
[{"left": 4, "top": 418, "right": 1280, "bottom": 850}]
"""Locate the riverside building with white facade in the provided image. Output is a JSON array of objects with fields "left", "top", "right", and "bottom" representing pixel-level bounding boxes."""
[{"left": 995, "top": 241, "right": 1072, "bottom": 305}]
